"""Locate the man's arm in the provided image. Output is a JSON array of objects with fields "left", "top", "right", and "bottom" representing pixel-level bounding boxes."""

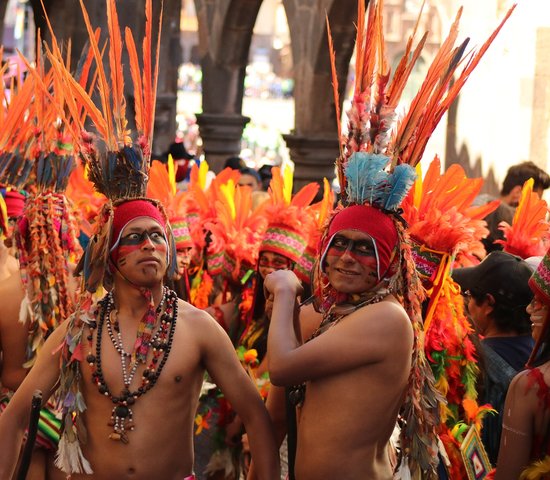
[
  {"left": 197, "top": 312, "right": 279, "bottom": 480},
  {"left": 0, "top": 321, "right": 68, "bottom": 480},
  {"left": 265, "top": 270, "right": 413, "bottom": 386},
  {"left": 0, "top": 277, "right": 27, "bottom": 390}
]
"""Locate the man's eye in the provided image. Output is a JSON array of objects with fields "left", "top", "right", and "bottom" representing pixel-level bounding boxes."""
[
  {"left": 355, "top": 243, "right": 373, "bottom": 254},
  {"left": 332, "top": 238, "right": 348, "bottom": 249},
  {"left": 127, "top": 233, "right": 139, "bottom": 240}
]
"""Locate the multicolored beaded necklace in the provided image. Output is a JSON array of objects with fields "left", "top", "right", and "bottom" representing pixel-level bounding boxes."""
[{"left": 86, "top": 287, "right": 178, "bottom": 443}]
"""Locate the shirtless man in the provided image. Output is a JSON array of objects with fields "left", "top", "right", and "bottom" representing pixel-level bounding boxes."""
[
  {"left": 0, "top": 199, "right": 279, "bottom": 480},
  {"left": 264, "top": 205, "right": 415, "bottom": 480}
]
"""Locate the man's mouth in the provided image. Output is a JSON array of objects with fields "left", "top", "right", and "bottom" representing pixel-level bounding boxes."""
[
  {"left": 336, "top": 268, "right": 359, "bottom": 276},
  {"left": 139, "top": 257, "right": 160, "bottom": 265}
]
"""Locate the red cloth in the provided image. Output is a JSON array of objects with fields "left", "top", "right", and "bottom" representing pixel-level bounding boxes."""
[
  {"left": 4, "top": 191, "right": 25, "bottom": 218},
  {"left": 111, "top": 200, "right": 166, "bottom": 249},
  {"left": 322, "top": 205, "right": 397, "bottom": 279}
]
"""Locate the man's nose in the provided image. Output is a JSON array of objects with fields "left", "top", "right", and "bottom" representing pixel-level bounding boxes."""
[
  {"left": 141, "top": 234, "right": 155, "bottom": 249},
  {"left": 339, "top": 245, "right": 355, "bottom": 261}
]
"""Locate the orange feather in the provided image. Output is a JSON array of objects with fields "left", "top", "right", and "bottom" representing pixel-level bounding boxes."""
[{"left": 326, "top": 14, "right": 342, "bottom": 157}]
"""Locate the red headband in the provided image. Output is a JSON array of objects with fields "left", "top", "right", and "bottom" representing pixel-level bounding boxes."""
[
  {"left": 322, "top": 205, "right": 398, "bottom": 279},
  {"left": 111, "top": 200, "right": 166, "bottom": 246}
]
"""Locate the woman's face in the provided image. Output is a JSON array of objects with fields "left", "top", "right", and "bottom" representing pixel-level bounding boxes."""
[
  {"left": 258, "top": 251, "right": 292, "bottom": 279},
  {"left": 526, "top": 294, "right": 549, "bottom": 341}
]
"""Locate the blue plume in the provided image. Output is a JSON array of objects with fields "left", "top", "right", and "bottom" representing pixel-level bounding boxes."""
[
  {"left": 345, "top": 152, "right": 390, "bottom": 206},
  {"left": 122, "top": 145, "right": 142, "bottom": 171},
  {"left": 383, "top": 164, "right": 417, "bottom": 212}
]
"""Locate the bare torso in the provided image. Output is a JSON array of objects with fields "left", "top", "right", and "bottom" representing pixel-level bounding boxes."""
[
  {"left": 72, "top": 299, "right": 206, "bottom": 479},
  {"left": 294, "top": 299, "right": 412, "bottom": 480}
]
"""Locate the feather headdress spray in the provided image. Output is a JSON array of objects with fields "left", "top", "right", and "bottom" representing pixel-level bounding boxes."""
[
  {"left": 496, "top": 178, "right": 550, "bottom": 258},
  {"left": 324, "top": 0, "right": 514, "bottom": 477},
  {"left": 9, "top": 37, "right": 84, "bottom": 368},
  {"left": 47, "top": 0, "right": 175, "bottom": 292},
  {"left": 401, "top": 158, "right": 499, "bottom": 479},
  {"left": 45, "top": 0, "right": 168, "bottom": 474}
]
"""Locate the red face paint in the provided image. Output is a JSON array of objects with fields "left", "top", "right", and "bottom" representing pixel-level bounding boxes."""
[
  {"left": 115, "top": 230, "right": 167, "bottom": 265},
  {"left": 326, "top": 235, "right": 379, "bottom": 274}
]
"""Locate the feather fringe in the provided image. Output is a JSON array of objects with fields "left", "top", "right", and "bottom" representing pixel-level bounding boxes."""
[{"left": 55, "top": 435, "right": 94, "bottom": 474}]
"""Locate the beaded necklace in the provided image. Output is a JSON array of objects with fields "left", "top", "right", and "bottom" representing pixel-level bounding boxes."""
[{"left": 86, "top": 287, "right": 178, "bottom": 443}]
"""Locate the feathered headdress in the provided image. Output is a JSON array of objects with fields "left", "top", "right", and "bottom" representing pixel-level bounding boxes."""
[
  {"left": 496, "top": 178, "right": 550, "bottom": 258},
  {"left": 401, "top": 158, "right": 501, "bottom": 469},
  {"left": 295, "top": 178, "right": 335, "bottom": 285},
  {"left": 324, "top": 1, "right": 514, "bottom": 476},
  {"left": 260, "top": 166, "right": 318, "bottom": 265},
  {"left": 49, "top": 0, "right": 173, "bottom": 293},
  {"left": 0, "top": 34, "right": 84, "bottom": 367},
  {"left": 207, "top": 177, "right": 268, "bottom": 283}
]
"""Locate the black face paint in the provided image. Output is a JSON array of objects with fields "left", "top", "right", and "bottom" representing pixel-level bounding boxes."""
[{"left": 119, "top": 229, "right": 167, "bottom": 246}]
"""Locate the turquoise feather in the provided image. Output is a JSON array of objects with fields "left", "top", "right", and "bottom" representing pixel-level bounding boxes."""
[
  {"left": 344, "top": 152, "right": 415, "bottom": 211},
  {"left": 345, "top": 152, "right": 390, "bottom": 206},
  {"left": 384, "top": 164, "right": 416, "bottom": 211}
]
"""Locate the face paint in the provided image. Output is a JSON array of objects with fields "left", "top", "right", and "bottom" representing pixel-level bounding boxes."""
[
  {"left": 258, "top": 252, "right": 292, "bottom": 270},
  {"left": 116, "top": 229, "right": 167, "bottom": 264},
  {"left": 327, "top": 235, "right": 378, "bottom": 270}
]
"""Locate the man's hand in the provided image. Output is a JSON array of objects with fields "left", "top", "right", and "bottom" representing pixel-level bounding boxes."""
[{"left": 263, "top": 270, "right": 303, "bottom": 297}]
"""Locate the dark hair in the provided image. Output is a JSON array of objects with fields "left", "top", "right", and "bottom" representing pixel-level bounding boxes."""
[
  {"left": 501, "top": 161, "right": 550, "bottom": 196},
  {"left": 470, "top": 289, "right": 532, "bottom": 335},
  {"left": 168, "top": 142, "right": 194, "bottom": 160},
  {"left": 239, "top": 167, "right": 262, "bottom": 184},
  {"left": 224, "top": 156, "right": 246, "bottom": 170}
]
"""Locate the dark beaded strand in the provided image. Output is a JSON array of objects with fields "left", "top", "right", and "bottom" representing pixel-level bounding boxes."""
[{"left": 86, "top": 288, "right": 178, "bottom": 443}]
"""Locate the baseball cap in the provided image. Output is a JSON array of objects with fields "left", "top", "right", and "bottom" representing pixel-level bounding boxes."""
[{"left": 452, "top": 251, "right": 533, "bottom": 307}]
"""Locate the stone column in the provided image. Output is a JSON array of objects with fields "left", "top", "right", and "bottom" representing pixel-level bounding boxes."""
[
  {"left": 195, "top": 113, "right": 250, "bottom": 172},
  {"left": 282, "top": 133, "right": 338, "bottom": 191}
]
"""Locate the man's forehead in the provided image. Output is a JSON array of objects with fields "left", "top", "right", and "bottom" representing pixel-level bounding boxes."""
[
  {"left": 333, "top": 229, "right": 373, "bottom": 241},
  {"left": 121, "top": 216, "right": 165, "bottom": 234}
]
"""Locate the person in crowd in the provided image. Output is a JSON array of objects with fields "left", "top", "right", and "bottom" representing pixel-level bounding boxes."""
[
  {"left": 453, "top": 251, "right": 535, "bottom": 464},
  {"left": 481, "top": 162, "right": 550, "bottom": 253},
  {"left": 494, "top": 249, "right": 550, "bottom": 480}
]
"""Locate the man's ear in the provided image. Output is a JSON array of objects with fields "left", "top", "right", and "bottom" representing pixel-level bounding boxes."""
[
  {"left": 483, "top": 293, "right": 496, "bottom": 314},
  {"left": 509, "top": 185, "right": 523, "bottom": 204}
]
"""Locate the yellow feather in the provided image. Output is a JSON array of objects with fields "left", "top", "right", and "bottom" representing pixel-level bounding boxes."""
[
  {"left": 220, "top": 180, "right": 237, "bottom": 220},
  {"left": 167, "top": 155, "right": 176, "bottom": 196},
  {"left": 413, "top": 163, "right": 423, "bottom": 209},
  {"left": 198, "top": 160, "right": 209, "bottom": 191},
  {"left": 282, "top": 165, "right": 293, "bottom": 205}
]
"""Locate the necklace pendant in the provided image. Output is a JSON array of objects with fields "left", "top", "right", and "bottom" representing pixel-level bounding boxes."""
[{"left": 109, "top": 403, "right": 134, "bottom": 443}]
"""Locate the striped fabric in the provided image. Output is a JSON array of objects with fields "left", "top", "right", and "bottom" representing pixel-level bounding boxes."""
[{"left": 0, "top": 392, "right": 61, "bottom": 451}]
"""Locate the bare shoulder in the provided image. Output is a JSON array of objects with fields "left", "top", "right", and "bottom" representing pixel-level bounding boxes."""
[
  {"left": 176, "top": 298, "right": 228, "bottom": 341},
  {"left": 352, "top": 296, "right": 411, "bottom": 331},
  {"left": 177, "top": 299, "right": 221, "bottom": 327}
]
